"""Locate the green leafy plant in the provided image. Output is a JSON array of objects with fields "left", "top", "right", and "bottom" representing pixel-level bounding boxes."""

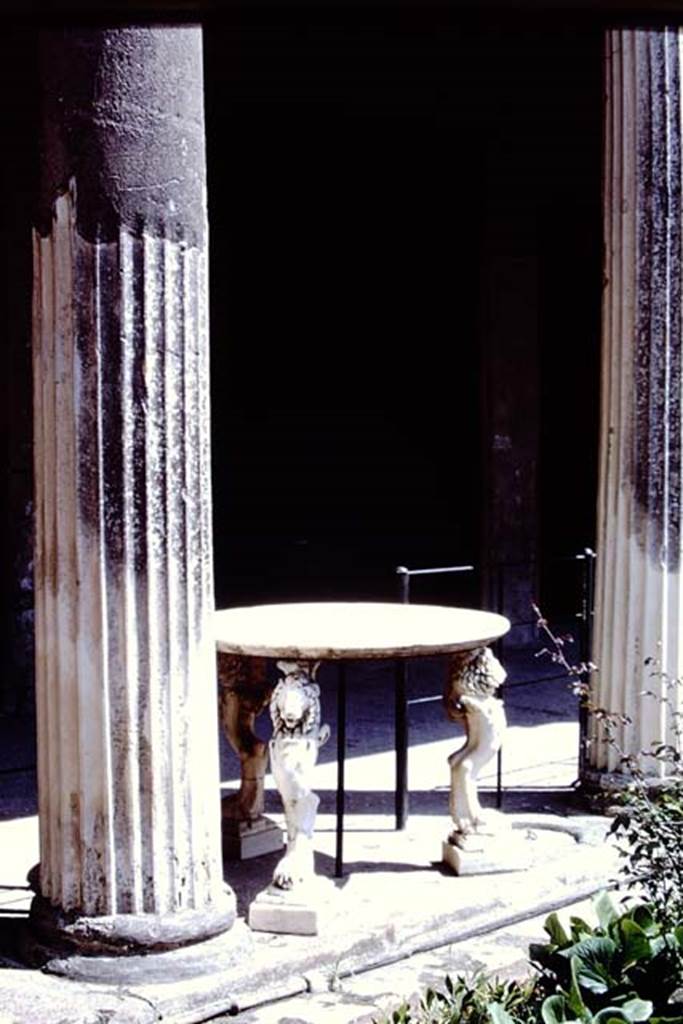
[
  {"left": 375, "top": 897, "right": 683, "bottom": 1024},
  {"left": 374, "top": 972, "right": 541, "bottom": 1024},
  {"left": 376, "top": 612, "right": 683, "bottom": 1024},
  {"left": 530, "top": 892, "right": 683, "bottom": 1023},
  {"left": 608, "top": 779, "right": 683, "bottom": 929},
  {"left": 534, "top": 607, "right": 683, "bottom": 928},
  {"left": 603, "top": 658, "right": 683, "bottom": 930}
]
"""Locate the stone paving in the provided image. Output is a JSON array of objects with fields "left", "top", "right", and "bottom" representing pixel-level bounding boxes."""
[
  {"left": 0, "top": 645, "right": 622, "bottom": 1023},
  {"left": 232, "top": 896, "right": 598, "bottom": 1024}
]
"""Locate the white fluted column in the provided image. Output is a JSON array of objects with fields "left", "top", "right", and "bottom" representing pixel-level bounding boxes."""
[
  {"left": 591, "top": 28, "right": 683, "bottom": 775},
  {"left": 30, "top": 27, "right": 234, "bottom": 956}
]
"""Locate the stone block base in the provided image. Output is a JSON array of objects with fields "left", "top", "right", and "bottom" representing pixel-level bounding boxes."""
[
  {"left": 222, "top": 816, "right": 284, "bottom": 860},
  {"left": 248, "top": 879, "right": 337, "bottom": 936},
  {"left": 442, "top": 824, "right": 531, "bottom": 876}
]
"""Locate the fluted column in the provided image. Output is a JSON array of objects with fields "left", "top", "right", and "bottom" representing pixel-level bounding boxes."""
[
  {"left": 591, "top": 28, "right": 683, "bottom": 776},
  {"left": 31, "top": 27, "right": 234, "bottom": 955}
]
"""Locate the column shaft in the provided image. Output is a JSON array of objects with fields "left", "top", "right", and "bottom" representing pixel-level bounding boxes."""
[
  {"left": 32, "top": 27, "right": 232, "bottom": 948},
  {"left": 593, "top": 28, "right": 683, "bottom": 774}
]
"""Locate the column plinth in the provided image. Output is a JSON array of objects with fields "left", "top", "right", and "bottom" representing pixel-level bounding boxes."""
[{"left": 31, "top": 26, "right": 234, "bottom": 959}]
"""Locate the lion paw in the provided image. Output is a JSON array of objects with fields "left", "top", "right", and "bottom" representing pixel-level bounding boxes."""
[
  {"left": 272, "top": 847, "right": 314, "bottom": 890},
  {"left": 273, "top": 853, "right": 299, "bottom": 890}
]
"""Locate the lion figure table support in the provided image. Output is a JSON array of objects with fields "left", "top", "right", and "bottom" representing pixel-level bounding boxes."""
[
  {"left": 248, "top": 659, "right": 334, "bottom": 935},
  {"left": 441, "top": 646, "right": 526, "bottom": 874},
  {"left": 218, "top": 654, "right": 284, "bottom": 859},
  {"left": 214, "top": 601, "right": 513, "bottom": 916},
  {"left": 269, "top": 660, "right": 331, "bottom": 888},
  {"left": 444, "top": 646, "right": 507, "bottom": 833}
]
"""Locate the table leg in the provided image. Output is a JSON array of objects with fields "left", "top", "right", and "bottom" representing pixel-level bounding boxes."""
[
  {"left": 395, "top": 658, "right": 409, "bottom": 830},
  {"left": 217, "top": 654, "right": 283, "bottom": 859},
  {"left": 335, "top": 661, "right": 347, "bottom": 878},
  {"left": 443, "top": 646, "right": 506, "bottom": 834},
  {"left": 441, "top": 647, "right": 536, "bottom": 876},
  {"left": 268, "top": 660, "right": 330, "bottom": 890},
  {"left": 249, "top": 659, "right": 338, "bottom": 934}
]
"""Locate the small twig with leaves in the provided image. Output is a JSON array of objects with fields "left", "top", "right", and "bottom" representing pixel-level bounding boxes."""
[
  {"left": 532, "top": 603, "right": 634, "bottom": 759},
  {"left": 534, "top": 604, "right": 683, "bottom": 928}
]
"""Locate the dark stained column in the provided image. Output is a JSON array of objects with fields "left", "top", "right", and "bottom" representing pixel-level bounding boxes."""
[
  {"left": 590, "top": 28, "right": 683, "bottom": 777},
  {"left": 31, "top": 26, "right": 235, "bottom": 955}
]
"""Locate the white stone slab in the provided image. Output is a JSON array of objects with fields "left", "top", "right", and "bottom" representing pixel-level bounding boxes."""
[
  {"left": 222, "top": 816, "right": 284, "bottom": 860},
  {"left": 215, "top": 602, "right": 509, "bottom": 661},
  {"left": 248, "top": 879, "right": 338, "bottom": 936},
  {"left": 442, "top": 831, "right": 531, "bottom": 876}
]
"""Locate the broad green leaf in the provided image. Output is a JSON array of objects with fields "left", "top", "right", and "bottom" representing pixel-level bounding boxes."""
[
  {"left": 593, "top": 892, "right": 621, "bottom": 931},
  {"left": 570, "top": 917, "right": 595, "bottom": 942},
  {"left": 620, "top": 998, "right": 654, "bottom": 1021},
  {"left": 489, "top": 1003, "right": 518, "bottom": 1024},
  {"left": 541, "top": 994, "right": 582, "bottom": 1024},
  {"left": 558, "top": 937, "right": 619, "bottom": 994},
  {"left": 546, "top": 912, "right": 571, "bottom": 947},
  {"left": 593, "top": 1009, "right": 631, "bottom": 1023},
  {"left": 619, "top": 919, "right": 653, "bottom": 966},
  {"left": 629, "top": 904, "right": 658, "bottom": 937},
  {"left": 569, "top": 955, "right": 589, "bottom": 1016}
]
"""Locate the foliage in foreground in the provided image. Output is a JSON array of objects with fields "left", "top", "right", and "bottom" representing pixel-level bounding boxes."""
[
  {"left": 376, "top": 971, "right": 539, "bottom": 1024},
  {"left": 534, "top": 610, "right": 683, "bottom": 929},
  {"left": 530, "top": 891, "right": 683, "bottom": 1024},
  {"left": 375, "top": 893, "right": 683, "bottom": 1024},
  {"left": 609, "top": 777, "right": 683, "bottom": 931},
  {"left": 376, "top": 612, "right": 683, "bottom": 1024}
]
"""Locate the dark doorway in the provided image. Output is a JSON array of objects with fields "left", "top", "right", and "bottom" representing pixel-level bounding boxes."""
[
  {"left": 204, "top": 10, "right": 601, "bottom": 610},
  {"left": 206, "top": 11, "right": 483, "bottom": 605}
]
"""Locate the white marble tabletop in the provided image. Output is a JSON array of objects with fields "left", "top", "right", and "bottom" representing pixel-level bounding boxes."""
[{"left": 214, "top": 602, "right": 510, "bottom": 660}]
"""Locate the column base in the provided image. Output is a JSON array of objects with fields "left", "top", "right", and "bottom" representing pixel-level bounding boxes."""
[
  {"left": 21, "top": 918, "right": 253, "bottom": 995},
  {"left": 23, "top": 887, "right": 237, "bottom": 965}
]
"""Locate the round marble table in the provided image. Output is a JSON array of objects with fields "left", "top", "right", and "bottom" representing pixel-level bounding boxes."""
[
  {"left": 215, "top": 601, "right": 509, "bottom": 661},
  {"left": 215, "top": 602, "right": 510, "bottom": 876}
]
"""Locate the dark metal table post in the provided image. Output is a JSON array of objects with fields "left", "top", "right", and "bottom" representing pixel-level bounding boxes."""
[
  {"left": 395, "top": 658, "right": 408, "bottom": 829},
  {"left": 335, "top": 661, "right": 347, "bottom": 877},
  {"left": 495, "top": 562, "right": 505, "bottom": 809}
]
